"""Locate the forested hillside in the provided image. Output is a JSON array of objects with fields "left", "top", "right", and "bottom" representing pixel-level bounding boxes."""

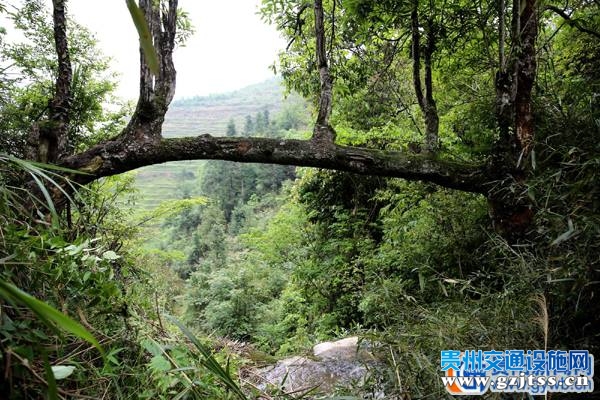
[
  {"left": 133, "top": 78, "right": 306, "bottom": 209},
  {"left": 0, "top": 0, "right": 599, "bottom": 399}
]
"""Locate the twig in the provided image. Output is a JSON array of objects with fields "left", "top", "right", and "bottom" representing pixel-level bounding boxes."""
[
  {"left": 9, "top": 349, "right": 99, "bottom": 400},
  {"left": 390, "top": 345, "right": 403, "bottom": 393},
  {"left": 154, "top": 292, "right": 165, "bottom": 332},
  {"left": 545, "top": 5, "right": 600, "bottom": 39}
]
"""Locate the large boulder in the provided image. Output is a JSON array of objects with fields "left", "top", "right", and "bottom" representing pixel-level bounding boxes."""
[
  {"left": 253, "top": 336, "right": 379, "bottom": 396},
  {"left": 313, "top": 336, "right": 374, "bottom": 362}
]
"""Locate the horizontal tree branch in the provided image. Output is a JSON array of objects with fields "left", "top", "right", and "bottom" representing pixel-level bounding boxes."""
[
  {"left": 60, "top": 135, "right": 490, "bottom": 194},
  {"left": 49, "top": 1, "right": 489, "bottom": 201}
]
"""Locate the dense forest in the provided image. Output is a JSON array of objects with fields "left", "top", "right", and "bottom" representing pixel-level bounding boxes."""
[{"left": 0, "top": 0, "right": 599, "bottom": 399}]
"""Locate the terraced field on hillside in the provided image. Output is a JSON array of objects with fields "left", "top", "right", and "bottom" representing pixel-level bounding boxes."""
[{"left": 133, "top": 78, "right": 288, "bottom": 210}]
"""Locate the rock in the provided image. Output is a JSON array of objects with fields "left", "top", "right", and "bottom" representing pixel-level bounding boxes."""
[
  {"left": 313, "top": 336, "right": 374, "bottom": 361},
  {"left": 256, "top": 356, "right": 333, "bottom": 393},
  {"left": 253, "top": 337, "right": 378, "bottom": 396}
]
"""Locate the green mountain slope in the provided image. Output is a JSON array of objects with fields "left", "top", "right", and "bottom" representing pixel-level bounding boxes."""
[
  {"left": 164, "top": 78, "right": 284, "bottom": 138},
  {"left": 133, "top": 78, "right": 305, "bottom": 210}
]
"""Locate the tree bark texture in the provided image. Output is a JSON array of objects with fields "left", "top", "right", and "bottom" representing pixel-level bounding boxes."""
[
  {"left": 26, "top": 0, "right": 72, "bottom": 164},
  {"left": 61, "top": 135, "right": 489, "bottom": 194},
  {"left": 411, "top": 0, "right": 439, "bottom": 153},
  {"left": 489, "top": 0, "right": 539, "bottom": 237},
  {"left": 312, "top": 0, "right": 336, "bottom": 145},
  {"left": 514, "top": 0, "right": 538, "bottom": 163}
]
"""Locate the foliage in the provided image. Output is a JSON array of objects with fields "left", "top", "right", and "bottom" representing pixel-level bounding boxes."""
[
  {"left": 260, "top": 0, "right": 498, "bottom": 157},
  {"left": 0, "top": 0, "right": 131, "bottom": 157},
  {"left": 183, "top": 190, "right": 305, "bottom": 342},
  {"left": 0, "top": 156, "right": 121, "bottom": 397},
  {"left": 168, "top": 315, "right": 248, "bottom": 400},
  {"left": 0, "top": 155, "right": 102, "bottom": 357},
  {"left": 2, "top": 0, "right": 600, "bottom": 398},
  {"left": 0, "top": 154, "right": 253, "bottom": 399}
]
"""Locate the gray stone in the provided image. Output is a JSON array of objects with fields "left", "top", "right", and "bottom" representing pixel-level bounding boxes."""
[{"left": 253, "top": 337, "right": 379, "bottom": 396}]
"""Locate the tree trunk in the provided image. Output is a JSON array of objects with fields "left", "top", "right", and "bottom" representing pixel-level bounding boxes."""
[
  {"left": 27, "top": 0, "right": 72, "bottom": 164},
  {"left": 312, "top": 0, "right": 336, "bottom": 146},
  {"left": 411, "top": 1, "right": 440, "bottom": 153},
  {"left": 490, "top": 0, "right": 539, "bottom": 238},
  {"left": 61, "top": 135, "right": 488, "bottom": 194}
]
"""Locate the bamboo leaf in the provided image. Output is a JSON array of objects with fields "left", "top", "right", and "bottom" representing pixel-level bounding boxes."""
[
  {"left": 166, "top": 315, "right": 248, "bottom": 400},
  {"left": 126, "top": 0, "right": 160, "bottom": 75},
  {"left": 27, "top": 170, "right": 58, "bottom": 222},
  {"left": 0, "top": 280, "right": 103, "bottom": 355},
  {"left": 9, "top": 155, "right": 87, "bottom": 174},
  {"left": 29, "top": 167, "right": 77, "bottom": 208},
  {"left": 43, "top": 353, "right": 59, "bottom": 400}
]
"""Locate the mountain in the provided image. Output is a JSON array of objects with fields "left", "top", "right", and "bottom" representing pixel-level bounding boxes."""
[
  {"left": 132, "top": 78, "right": 305, "bottom": 210},
  {"left": 165, "top": 78, "right": 284, "bottom": 138}
]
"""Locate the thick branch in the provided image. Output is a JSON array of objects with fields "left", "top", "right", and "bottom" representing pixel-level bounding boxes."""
[
  {"left": 157, "top": 0, "right": 178, "bottom": 107},
  {"left": 411, "top": 0, "right": 424, "bottom": 111},
  {"left": 137, "top": 0, "right": 155, "bottom": 107},
  {"left": 423, "top": 17, "right": 439, "bottom": 152},
  {"left": 313, "top": 0, "right": 335, "bottom": 144},
  {"left": 411, "top": 1, "right": 439, "bottom": 153},
  {"left": 60, "top": 135, "right": 488, "bottom": 194},
  {"left": 43, "top": 0, "right": 72, "bottom": 162},
  {"left": 494, "top": 0, "right": 514, "bottom": 149},
  {"left": 498, "top": 0, "right": 506, "bottom": 70},
  {"left": 130, "top": 0, "right": 177, "bottom": 142},
  {"left": 514, "top": 0, "right": 538, "bottom": 161}
]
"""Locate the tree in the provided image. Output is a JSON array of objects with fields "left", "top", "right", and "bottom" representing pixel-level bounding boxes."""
[
  {"left": 255, "top": 110, "right": 266, "bottom": 133},
  {"left": 8, "top": 0, "right": 599, "bottom": 238},
  {"left": 226, "top": 118, "right": 237, "bottom": 137},
  {"left": 243, "top": 114, "right": 254, "bottom": 135},
  {"left": 0, "top": 0, "right": 128, "bottom": 159}
]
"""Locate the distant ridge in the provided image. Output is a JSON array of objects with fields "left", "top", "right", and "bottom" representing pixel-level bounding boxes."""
[
  {"left": 163, "top": 77, "right": 285, "bottom": 138},
  {"left": 133, "top": 77, "right": 305, "bottom": 210},
  {"left": 172, "top": 77, "right": 283, "bottom": 107}
]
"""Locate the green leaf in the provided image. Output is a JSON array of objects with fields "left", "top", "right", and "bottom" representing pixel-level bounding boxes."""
[
  {"left": 166, "top": 315, "right": 248, "bottom": 400},
  {"left": 9, "top": 155, "right": 87, "bottom": 175},
  {"left": 102, "top": 250, "right": 120, "bottom": 260},
  {"left": 51, "top": 365, "right": 76, "bottom": 380},
  {"left": 27, "top": 170, "right": 58, "bottom": 222},
  {"left": 43, "top": 353, "right": 59, "bottom": 400},
  {"left": 12, "top": 157, "right": 79, "bottom": 215},
  {"left": 149, "top": 354, "right": 171, "bottom": 372},
  {"left": 126, "top": 0, "right": 160, "bottom": 76},
  {"left": 0, "top": 280, "right": 103, "bottom": 355}
]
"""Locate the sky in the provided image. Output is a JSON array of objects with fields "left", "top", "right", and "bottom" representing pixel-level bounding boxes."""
[{"left": 67, "top": 0, "right": 285, "bottom": 100}]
